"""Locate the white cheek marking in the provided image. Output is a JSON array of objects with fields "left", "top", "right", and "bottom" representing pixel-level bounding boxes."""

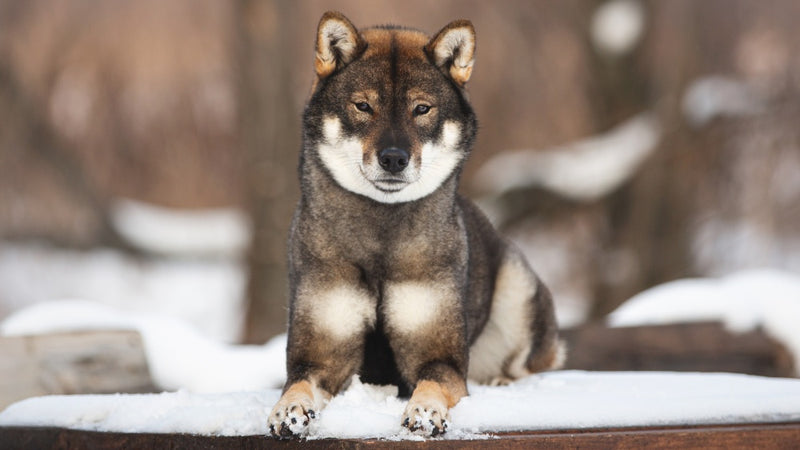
[
  {"left": 441, "top": 121, "right": 461, "bottom": 148},
  {"left": 322, "top": 115, "right": 343, "bottom": 142},
  {"left": 384, "top": 282, "right": 455, "bottom": 334},
  {"left": 318, "top": 116, "right": 377, "bottom": 199},
  {"left": 300, "top": 284, "right": 376, "bottom": 339},
  {"left": 316, "top": 117, "right": 464, "bottom": 204}
]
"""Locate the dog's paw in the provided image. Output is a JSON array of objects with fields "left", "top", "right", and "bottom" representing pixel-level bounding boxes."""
[
  {"left": 489, "top": 376, "right": 513, "bottom": 386},
  {"left": 268, "top": 399, "right": 315, "bottom": 439},
  {"left": 402, "top": 381, "right": 452, "bottom": 437},
  {"left": 268, "top": 381, "right": 319, "bottom": 439},
  {"left": 402, "top": 401, "right": 449, "bottom": 437}
]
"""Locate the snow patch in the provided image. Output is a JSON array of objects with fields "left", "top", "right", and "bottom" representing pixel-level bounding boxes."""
[
  {"left": 591, "top": 0, "right": 645, "bottom": 56},
  {"left": 110, "top": 198, "right": 251, "bottom": 258},
  {"left": 693, "top": 219, "right": 800, "bottom": 275},
  {"left": 0, "top": 243, "right": 246, "bottom": 342},
  {"left": 473, "top": 113, "right": 660, "bottom": 203},
  {"left": 609, "top": 269, "right": 800, "bottom": 374},
  {"left": 1, "top": 300, "right": 286, "bottom": 392},
  {"left": 682, "top": 76, "right": 766, "bottom": 127},
  {"left": 0, "top": 390, "right": 278, "bottom": 436},
  {"left": 2, "top": 371, "right": 799, "bottom": 438}
]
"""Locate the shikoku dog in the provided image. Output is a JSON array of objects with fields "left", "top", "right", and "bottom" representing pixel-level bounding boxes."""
[{"left": 268, "top": 11, "right": 564, "bottom": 438}]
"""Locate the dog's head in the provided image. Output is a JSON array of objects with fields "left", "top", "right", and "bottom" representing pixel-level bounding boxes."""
[{"left": 304, "top": 12, "right": 478, "bottom": 204}]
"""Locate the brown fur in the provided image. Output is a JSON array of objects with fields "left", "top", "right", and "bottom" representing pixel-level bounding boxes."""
[{"left": 268, "top": 12, "right": 563, "bottom": 439}]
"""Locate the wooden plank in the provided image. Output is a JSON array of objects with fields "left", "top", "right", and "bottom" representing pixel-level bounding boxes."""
[
  {"left": 1, "top": 422, "right": 799, "bottom": 449},
  {"left": 0, "top": 330, "right": 156, "bottom": 410},
  {"left": 562, "top": 322, "right": 796, "bottom": 377}
]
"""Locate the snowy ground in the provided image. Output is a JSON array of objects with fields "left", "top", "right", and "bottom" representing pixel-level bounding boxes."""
[
  {"left": 0, "top": 243, "right": 246, "bottom": 343},
  {"left": 2, "top": 204, "right": 800, "bottom": 438},
  {"left": 1, "top": 371, "right": 799, "bottom": 439},
  {"left": 1, "top": 300, "right": 286, "bottom": 393},
  {"left": 609, "top": 269, "right": 800, "bottom": 375},
  {"left": 2, "top": 283, "right": 800, "bottom": 439}
]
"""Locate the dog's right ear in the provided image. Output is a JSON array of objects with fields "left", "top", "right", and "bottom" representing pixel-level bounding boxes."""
[{"left": 315, "top": 11, "right": 364, "bottom": 80}]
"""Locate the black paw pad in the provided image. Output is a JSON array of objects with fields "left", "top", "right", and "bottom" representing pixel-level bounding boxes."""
[{"left": 279, "top": 425, "right": 294, "bottom": 438}]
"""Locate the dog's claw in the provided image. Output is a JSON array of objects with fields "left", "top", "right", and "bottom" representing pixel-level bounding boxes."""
[
  {"left": 402, "top": 404, "right": 448, "bottom": 437},
  {"left": 279, "top": 426, "right": 294, "bottom": 438}
]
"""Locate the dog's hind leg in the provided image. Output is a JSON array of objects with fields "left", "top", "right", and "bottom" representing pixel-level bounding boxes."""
[{"left": 468, "top": 247, "right": 565, "bottom": 385}]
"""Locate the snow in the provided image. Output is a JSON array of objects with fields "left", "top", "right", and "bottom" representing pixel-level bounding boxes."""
[
  {"left": 2, "top": 270, "right": 800, "bottom": 438},
  {"left": 0, "top": 243, "right": 246, "bottom": 343},
  {"left": 0, "top": 390, "right": 277, "bottom": 437},
  {"left": 682, "top": 76, "right": 766, "bottom": 127},
  {"left": 609, "top": 269, "right": 800, "bottom": 375},
  {"left": 693, "top": 219, "right": 800, "bottom": 276},
  {"left": 110, "top": 198, "right": 251, "bottom": 258},
  {"left": 591, "top": 0, "right": 645, "bottom": 56},
  {"left": 1, "top": 300, "right": 286, "bottom": 392},
  {"left": 508, "top": 225, "right": 595, "bottom": 328},
  {"left": 473, "top": 113, "right": 660, "bottom": 203},
  {"left": 1, "top": 371, "right": 799, "bottom": 438}
]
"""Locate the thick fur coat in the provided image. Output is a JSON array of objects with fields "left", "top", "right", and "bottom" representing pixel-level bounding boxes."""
[{"left": 268, "top": 12, "right": 564, "bottom": 438}]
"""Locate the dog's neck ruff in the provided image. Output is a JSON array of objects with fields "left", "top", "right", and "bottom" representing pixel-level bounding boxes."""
[{"left": 316, "top": 117, "right": 463, "bottom": 204}]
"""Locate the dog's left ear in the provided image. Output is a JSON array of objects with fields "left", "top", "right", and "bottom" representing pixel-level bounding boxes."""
[
  {"left": 425, "top": 20, "right": 476, "bottom": 86},
  {"left": 315, "top": 11, "right": 364, "bottom": 80}
]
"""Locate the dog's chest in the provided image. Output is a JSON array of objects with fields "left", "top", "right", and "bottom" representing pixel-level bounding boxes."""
[{"left": 345, "top": 223, "right": 442, "bottom": 281}]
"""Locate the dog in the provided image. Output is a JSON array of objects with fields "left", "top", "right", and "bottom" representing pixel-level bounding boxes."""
[{"left": 268, "top": 11, "right": 564, "bottom": 438}]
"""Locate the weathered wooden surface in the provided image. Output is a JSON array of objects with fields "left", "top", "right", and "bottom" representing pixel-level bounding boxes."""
[
  {"left": 0, "top": 330, "right": 156, "bottom": 409},
  {"left": 562, "top": 322, "right": 796, "bottom": 377},
  {"left": 1, "top": 422, "right": 799, "bottom": 449}
]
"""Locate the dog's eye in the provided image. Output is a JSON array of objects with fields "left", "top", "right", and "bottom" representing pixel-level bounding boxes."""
[
  {"left": 354, "top": 102, "right": 372, "bottom": 113},
  {"left": 413, "top": 104, "right": 431, "bottom": 116}
]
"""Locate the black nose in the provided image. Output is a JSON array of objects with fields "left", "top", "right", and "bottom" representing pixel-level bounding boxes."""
[{"left": 378, "top": 148, "right": 410, "bottom": 174}]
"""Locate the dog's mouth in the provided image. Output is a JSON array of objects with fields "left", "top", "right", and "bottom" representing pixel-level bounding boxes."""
[
  {"left": 372, "top": 177, "right": 408, "bottom": 192},
  {"left": 359, "top": 163, "right": 418, "bottom": 193}
]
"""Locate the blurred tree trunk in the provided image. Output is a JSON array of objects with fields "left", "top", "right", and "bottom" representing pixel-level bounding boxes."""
[
  {"left": 0, "top": 59, "right": 134, "bottom": 251},
  {"left": 588, "top": 1, "right": 698, "bottom": 319},
  {"left": 236, "top": 0, "right": 300, "bottom": 343}
]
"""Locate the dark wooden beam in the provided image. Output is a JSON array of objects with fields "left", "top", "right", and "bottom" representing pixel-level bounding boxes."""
[
  {"left": 562, "top": 322, "right": 796, "bottom": 377},
  {"left": 2, "top": 422, "right": 799, "bottom": 449}
]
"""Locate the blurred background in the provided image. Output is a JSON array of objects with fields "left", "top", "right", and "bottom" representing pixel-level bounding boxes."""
[{"left": 1, "top": 0, "right": 799, "bottom": 358}]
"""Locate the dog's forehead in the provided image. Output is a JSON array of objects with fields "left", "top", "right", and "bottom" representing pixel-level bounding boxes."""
[{"left": 360, "top": 28, "right": 429, "bottom": 61}]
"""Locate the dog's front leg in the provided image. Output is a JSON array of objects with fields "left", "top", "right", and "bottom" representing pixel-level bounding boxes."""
[
  {"left": 383, "top": 280, "right": 469, "bottom": 437},
  {"left": 269, "top": 278, "right": 376, "bottom": 438}
]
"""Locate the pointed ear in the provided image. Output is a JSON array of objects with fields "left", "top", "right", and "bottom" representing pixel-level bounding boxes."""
[
  {"left": 315, "top": 11, "right": 364, "bottom": 80},
  {"left": 425, "top": 20, "right": 476, "bottom": 86}
]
